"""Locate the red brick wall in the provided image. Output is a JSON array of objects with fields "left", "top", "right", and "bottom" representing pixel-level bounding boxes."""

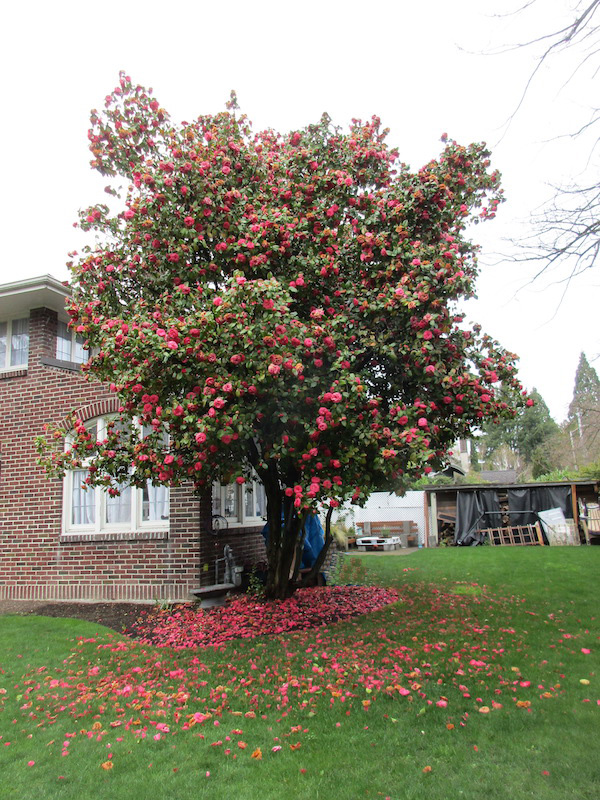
[{"left": 0, "top": 306, "right": 265, "bottom": 603}]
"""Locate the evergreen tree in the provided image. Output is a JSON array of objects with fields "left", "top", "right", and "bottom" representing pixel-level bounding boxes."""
[
  {"left": 480, "top": 386, "right": 559, "bottom": 475},
  {"left": 568, "top": 352, "right": 600, "bottom": 420},
  {"left": 517, "top": 389, "right": 559, "bottom": 463},
  {"left": 567, "top": 352, "right": 600, "bottom": 466}
]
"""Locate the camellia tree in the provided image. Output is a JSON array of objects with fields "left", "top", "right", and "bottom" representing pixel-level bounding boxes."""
[{"left": 39, "top": 73, "right": 528, "bottom": 599}]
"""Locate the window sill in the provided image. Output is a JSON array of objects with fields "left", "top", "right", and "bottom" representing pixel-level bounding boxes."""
[
  {"left": 40, "top": 356, "right": 83, "bottom": 373},
  {"left": 60, "top": 529, "right": 169, "bottom": 544},
  {"left": 214, "top": 521, "right": 265, "bottom": 534},
  {"left": 0, "top": 367, "right": 28, "bottom": 380}
]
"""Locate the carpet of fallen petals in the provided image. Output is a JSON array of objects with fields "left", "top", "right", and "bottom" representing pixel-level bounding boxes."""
[
  {"left": 127, "top": 585, "right": 400, "bottom": 649},
  {"left": 1, "top": 578, "right": 596, "bottom": 783}
]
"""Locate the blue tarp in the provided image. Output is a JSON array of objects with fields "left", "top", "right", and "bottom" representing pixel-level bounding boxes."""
[{"left": 262, "top": 512, "right": 325, "bottom": 569}]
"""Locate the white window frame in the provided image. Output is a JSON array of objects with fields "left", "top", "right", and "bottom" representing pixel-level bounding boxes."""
[
  {"left": 56, "top": 319, "right": 88, "bottom": 364},
  {"left": 62, "top": 416, "right": 170, "bottom": 536},
  {"left": 0, "top": 316, "right": 30, "bottom": 371},
  {"left": 212, "top": 477, "right": 266, "bottom": 528}
]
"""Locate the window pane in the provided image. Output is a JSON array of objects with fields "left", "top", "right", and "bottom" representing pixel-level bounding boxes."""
[
  {"left": 142, "top": 423, "right": 169, "bottom": 448},
  {"left": 73, "top": 335, "right": 87, "bottom": 364},
  {"left": 0, "top": 322, "right": 6, "bottom": 368},
  {"left": 10, "top": 318, "right": 29, "bottom": 366},
  {"left": 212, "top": 483, "right": 221, "bottom": 515},
  {"left": 85, "top": 420, "right": 98, "bottom": 440},
  {"left": 106, "top": 484, "right": 132, "bottom": 524},
  {"left": 254, "top": 482, "right": 266, "bottom": 518},
  {"left": 224, "top": 484, "right": 238, "bottom": 519},
  {"left": 71, "top": 470, "right": 96, "bottom": 525},
  {"left": 245, "top": 484, "right": 254, "bottom": 518},
  {"left": 143, "top": 482, "right": 169, "bottom": 521},
  {"left": 56, "top": 321, "right": 72, "bottom": 360}
]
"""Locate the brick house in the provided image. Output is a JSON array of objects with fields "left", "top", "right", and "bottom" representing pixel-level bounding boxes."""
[{"left": 0, "top": 275, "right": 266, "bottom": 603}]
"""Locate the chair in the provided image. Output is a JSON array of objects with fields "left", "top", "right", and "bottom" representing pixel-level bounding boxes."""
[{"left": 583, "top": 505, "right": 600, "bottom": 544}]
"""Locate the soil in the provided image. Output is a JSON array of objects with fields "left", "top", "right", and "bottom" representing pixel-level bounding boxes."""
[
  {"left": 0, "top": 550, "right": 419, "bottom": 635},
  {"left": 0, "top": 600, "right": 151, "bottom": 634}
]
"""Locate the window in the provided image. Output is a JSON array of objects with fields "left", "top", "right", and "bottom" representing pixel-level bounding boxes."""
[
  {"left": 212, "top": 477, "right": 266, "bottom": 527},
  {"left": 0, "top": 317, "right": 29, "bottom": 369},
  {"left": 56, "top": 320, "right": 87, "bottom": 364},
  {"left": 63, "top": 416, "right": 169, "bottom": 535}
]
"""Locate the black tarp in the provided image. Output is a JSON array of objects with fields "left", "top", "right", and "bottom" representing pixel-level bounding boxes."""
[
  {"left": 455, "top": 490, "right": 501, "bottom": 545},
  {"left": 507, "top": 488, "right": 535, "bottom": 526},
  {"left": 507, "top": 486, "right": 572, "bottom": 525},
  {"left": 481, "top": 490, "right": 503, "bottom": 529}
]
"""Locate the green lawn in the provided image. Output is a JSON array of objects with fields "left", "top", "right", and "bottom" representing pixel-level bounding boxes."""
[{"left": 1, "top": 547, "right": 598, "bottom": 800}]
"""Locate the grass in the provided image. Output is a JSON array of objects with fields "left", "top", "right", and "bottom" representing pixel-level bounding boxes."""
[{"left": 0, "top": 547, "right": 598, "bottom": 800}]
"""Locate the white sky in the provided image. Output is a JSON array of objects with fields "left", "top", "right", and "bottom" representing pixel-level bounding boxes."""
[{"left": 1, "top": 0, "right": 597, "bottom": 422}]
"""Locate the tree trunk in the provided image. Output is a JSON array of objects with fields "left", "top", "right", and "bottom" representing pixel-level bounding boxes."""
[{"left": 259, "top": 462, "right": 305, "bottom": 600}]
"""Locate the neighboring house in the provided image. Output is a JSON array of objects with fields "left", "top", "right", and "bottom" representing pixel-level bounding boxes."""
[{"left": 0, "top": 275, "right": 265, "bottom": 603}]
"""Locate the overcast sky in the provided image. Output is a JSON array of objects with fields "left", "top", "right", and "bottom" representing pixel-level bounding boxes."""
[{"left": 1, "top": 0, "right": 597, "bottom": 422}]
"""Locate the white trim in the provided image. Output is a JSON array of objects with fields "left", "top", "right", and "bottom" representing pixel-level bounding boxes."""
[{"left": 0, "top": 275, "right": 71, "bottom": 319}]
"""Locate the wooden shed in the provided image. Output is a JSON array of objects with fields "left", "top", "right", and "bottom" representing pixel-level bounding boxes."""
[{"left": 423, "top": 480, "right": 600, "bottom": 546}]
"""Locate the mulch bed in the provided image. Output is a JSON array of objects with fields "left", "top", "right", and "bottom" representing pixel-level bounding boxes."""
[{"left": 0, "top": 600, "right": 150, "bottom": 634}]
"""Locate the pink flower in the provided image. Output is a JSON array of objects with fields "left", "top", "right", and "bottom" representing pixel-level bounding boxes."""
[
  {"left": 268, "top": 364, "right": 280, "bottom": 376},
  {"left": 213, "top": 297, "right": 223, "bottom": 307}
]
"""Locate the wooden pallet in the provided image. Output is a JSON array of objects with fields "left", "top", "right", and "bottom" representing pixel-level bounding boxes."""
[{"left": 483, "top": 523, "right": 544, "bottom": 546}]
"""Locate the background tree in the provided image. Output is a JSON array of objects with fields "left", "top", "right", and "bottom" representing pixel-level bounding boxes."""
[
  {"left": 495, "top": 0, "right": 600, "bottom": 281},
  {"left": 480, "top": 386, "right": 559, "bottom": 477},
  {"left": 565, "top": 351, "right": 600, "bottom": 466},
  {"left": 38, "top": 74, "right": 527, "bottom": 599}
]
